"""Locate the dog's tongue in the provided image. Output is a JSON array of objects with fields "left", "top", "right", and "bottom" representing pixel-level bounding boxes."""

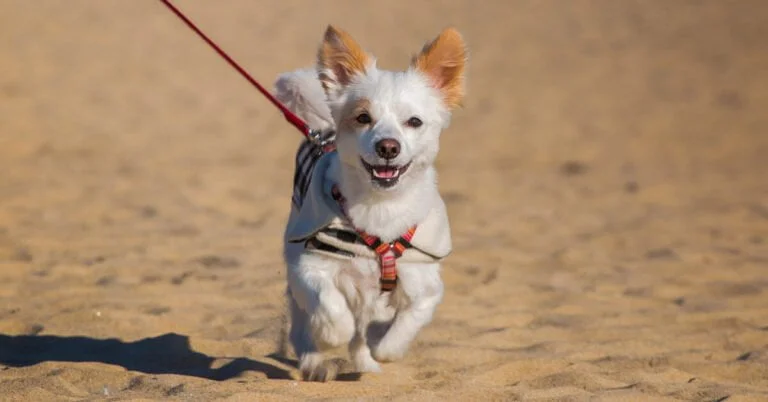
[{"left": 373, "top": 166, "right": 398, "bottom": 179}]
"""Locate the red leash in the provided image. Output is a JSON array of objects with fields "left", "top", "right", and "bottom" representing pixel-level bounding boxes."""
[{"left": 158, "top": 0, "right": 320, "bottom": 141}]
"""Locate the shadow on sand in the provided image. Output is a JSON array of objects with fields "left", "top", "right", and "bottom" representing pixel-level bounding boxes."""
[{"left": 0, "top": 332, "right": 294, "bottom": 380}]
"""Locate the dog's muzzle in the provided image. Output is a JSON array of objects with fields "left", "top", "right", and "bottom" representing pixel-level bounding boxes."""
[{"left": 360, "top": 158, "right": 411, "bottom": 188}]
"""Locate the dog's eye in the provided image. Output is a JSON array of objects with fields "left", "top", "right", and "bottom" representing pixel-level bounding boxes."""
[
  {"left": 406, "top": 117, "right": 423, "bottom": 128},
  {"left": 356, "top": 113, "right": 372, "bottom": 125}
]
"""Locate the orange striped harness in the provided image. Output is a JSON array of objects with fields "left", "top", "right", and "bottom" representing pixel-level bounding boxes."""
[{"left": 330, "top": 184, "right": 417, "bottom": 291}]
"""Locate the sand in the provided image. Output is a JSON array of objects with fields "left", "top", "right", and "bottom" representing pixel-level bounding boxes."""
[{"left": 1, "top": 1, "right": 767, "bottom": 400}]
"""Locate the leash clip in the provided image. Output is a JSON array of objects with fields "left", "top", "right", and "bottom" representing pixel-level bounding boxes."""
[{"left": 308, "top": 129, "right": 336, "bottom": 149}]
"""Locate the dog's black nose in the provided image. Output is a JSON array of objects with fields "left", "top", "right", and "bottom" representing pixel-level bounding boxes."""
[{"left": 375, "top": 139, "right": 400, "bottom": 160}]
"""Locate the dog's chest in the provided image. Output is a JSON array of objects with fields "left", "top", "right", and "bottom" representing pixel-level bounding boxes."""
[
  {"left": 334, "top": 256, "right": 404, "bottom": 318},
  {"left": 336, "top": 256, "right": 383, "bottom": 292}
]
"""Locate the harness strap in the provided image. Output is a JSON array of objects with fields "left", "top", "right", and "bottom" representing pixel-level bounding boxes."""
[{"left": 330, "top": 185, "right": 417, "bottom": 291}]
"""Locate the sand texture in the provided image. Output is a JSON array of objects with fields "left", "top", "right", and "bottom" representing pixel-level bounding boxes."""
[{"left": 1, "top": 1, "right": 767, "bottom": 401}]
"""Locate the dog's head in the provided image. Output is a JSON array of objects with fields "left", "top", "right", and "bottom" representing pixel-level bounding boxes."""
[{"left": 318, "top": 26, "right": 467, "bottom": 193}]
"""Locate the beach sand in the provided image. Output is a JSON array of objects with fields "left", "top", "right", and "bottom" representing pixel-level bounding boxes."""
[{"left": 1, "top": 1, "right": 767, "bottom": 400}]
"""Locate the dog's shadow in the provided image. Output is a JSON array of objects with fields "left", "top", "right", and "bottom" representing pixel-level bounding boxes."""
[{"left": 0, "top": 332, "right": 295, "bottom": 381}]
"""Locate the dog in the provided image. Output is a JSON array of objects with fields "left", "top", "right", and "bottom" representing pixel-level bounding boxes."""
[{"left": 275, "top": 25, "right": 467, "bottom": 381}]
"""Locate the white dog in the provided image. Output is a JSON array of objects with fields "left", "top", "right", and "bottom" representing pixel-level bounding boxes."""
[{"left": 275, "top": 25, "right": 467, "bottom": 381}]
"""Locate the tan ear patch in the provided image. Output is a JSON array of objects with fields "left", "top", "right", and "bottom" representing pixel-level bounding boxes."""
[
  {"left": 412, "top": 27, "right": 467, "bottom": 109},
  {"left": 318, "top": 25, "right": 371, "bottom": 91}
]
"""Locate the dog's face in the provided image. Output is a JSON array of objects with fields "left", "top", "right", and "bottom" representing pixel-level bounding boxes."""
[{"left": 318, "top": 26, "right": 467, "bottom": 193}]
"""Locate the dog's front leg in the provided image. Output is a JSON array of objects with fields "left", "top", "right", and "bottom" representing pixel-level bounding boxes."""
[
  {"left": 332, "top": 262, "right": 384, "bottom": 374},
  {"left": 288, "top": 253, "right": 355, "bottom": 381},
  {"left": 348, "top": 315, "right": 382, "bottom": 373},
  {"left": 371, "top": 262, "right": 444, "bottom": 362},
  {"left": 349, "top": 293, "right": 387, "bottom": 373}
]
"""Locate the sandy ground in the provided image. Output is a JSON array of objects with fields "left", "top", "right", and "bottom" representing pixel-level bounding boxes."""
[{"left": 1, "top": 1, "right": 767, "bottom": 401}]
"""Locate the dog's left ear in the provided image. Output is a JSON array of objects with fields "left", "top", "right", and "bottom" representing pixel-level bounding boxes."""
[
  {"left": 317, "top": 25, "right": 373, "bottom": 97},
  {"left": 412, "top": 27, "right": 467, "bottom": 109}
]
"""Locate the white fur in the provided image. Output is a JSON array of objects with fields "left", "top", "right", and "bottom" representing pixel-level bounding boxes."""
[
  {"left": 274, "top": 68, "right": 335, "bottom": 133},
  {"left": 276, "top": 31, "right": 461, "bottom": 381}
]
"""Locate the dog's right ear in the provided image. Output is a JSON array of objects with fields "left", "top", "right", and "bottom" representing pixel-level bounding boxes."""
[{"left": 317, "top": 25, "right": 373, "bottom": 97}]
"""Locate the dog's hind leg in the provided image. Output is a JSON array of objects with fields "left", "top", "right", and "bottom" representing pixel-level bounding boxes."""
[{"left": 371, "top": 263, "right": 444, "bottom": 362}]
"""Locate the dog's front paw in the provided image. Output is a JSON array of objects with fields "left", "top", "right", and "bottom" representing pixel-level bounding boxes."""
[
  {"left": 299, "top": 353, "right": 344, "bottom": 382},
  {"left": 358, "top": 360, "right": 382, "bottom": 373},
  {"left": 371, "top": 338, "right": 407, "bottom": 363},
  {"left": 352, "top": 351, "right": 382, "bottom": 373}
]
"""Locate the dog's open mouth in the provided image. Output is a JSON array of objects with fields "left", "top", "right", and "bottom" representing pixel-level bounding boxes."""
[{"left": 360, "top": 159, "right": 411, "bottom": 188}]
